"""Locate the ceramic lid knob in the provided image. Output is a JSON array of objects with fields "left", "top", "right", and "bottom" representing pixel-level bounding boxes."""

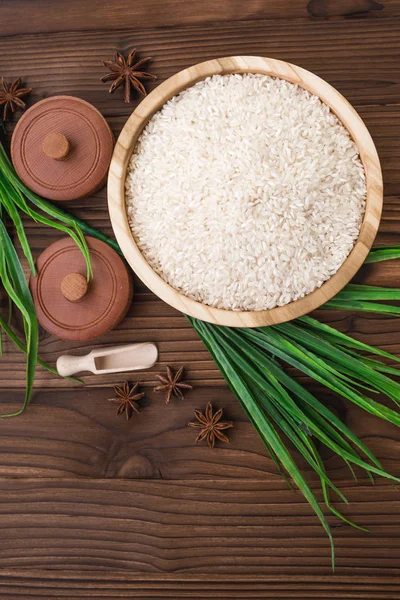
[
  {"left": 61, "top": 272, "right": 88, "bottom": 303},
  {"left": 42, "top": 132, "right": 70, "bottom": 160}
]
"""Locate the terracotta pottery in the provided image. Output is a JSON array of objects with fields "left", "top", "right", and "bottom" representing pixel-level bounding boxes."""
[
  {"left": 12, "top": 96, "right": 114, "bottom": 201},
  {"left": 29, "top": 236, "right": 133, "bottom": 341}
]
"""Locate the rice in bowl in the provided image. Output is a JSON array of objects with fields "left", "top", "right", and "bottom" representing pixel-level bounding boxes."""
[{"left": 125, "top": 73, "right": 366, "bottom": 311}]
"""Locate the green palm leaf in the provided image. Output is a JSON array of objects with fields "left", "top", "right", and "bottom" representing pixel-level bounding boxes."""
[{"left": 0, "top": 219, "right": 38, "bottom": 417}]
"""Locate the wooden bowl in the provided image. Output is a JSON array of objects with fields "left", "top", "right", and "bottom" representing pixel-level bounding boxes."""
[{"left": 108, "top": 56, "right": 383, "bottom": 327}]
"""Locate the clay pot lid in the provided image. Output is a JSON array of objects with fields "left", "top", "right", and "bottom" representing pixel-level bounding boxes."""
[
  {"left": 29, "top": 237, "right": 133, "bottom": 342},
  {"left": 11, "top": 96, "right": 114, "bottom": 201}
]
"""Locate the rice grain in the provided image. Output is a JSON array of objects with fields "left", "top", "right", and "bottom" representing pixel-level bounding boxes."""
[{"left": 126, "top": 74, "right": 366, "bottom": 311}]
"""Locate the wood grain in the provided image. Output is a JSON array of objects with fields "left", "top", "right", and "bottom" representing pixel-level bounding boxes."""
[
  {"left": 1, "top": 2, "right": 400, "bottom": 595},
  {"left": 2, "top": 0, "right": 400, "bottom": 38},
  {"left": 0, "top": 386, "right": 399, "bottom": 481},
  {"left": 0, "top": 478, "right": 398, "bottom": 579},
  {"left": 307, "top": 0, "right": 385, "bottom": 17},
  {"left": 1, "top": 571, "right": 400, "bottom": 599},
  {"left": 2, "top": 18, "right": 400, "bottom": 111}
]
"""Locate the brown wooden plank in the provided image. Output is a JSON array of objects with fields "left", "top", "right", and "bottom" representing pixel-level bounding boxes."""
[
  {"left": 2, "top": 0, "right": 400, "bottom": 38},
  {"left": 0, "top": 385, "right": 399, "bottom": 480},
  {"left": 1, "top": 18, "right": 400, "bottom": 111},
  {"left": 307, "top": 0, "right": 386, "bottom": 17},
  {"left": 0, "top": 478, "right": 398, "bottom": 578},
  {"left": 0, "top": 0, "right": 306, "bottom": 37},
  {"left": 0, "top": 387, "right": 269, "bottom": 478},
  {"left": 1, "top": 572, "right": 400, "bottom": 600}
]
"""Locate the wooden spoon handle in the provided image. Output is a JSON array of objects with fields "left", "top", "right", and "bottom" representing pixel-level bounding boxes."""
[{"left": 57, "top": 353, "right": 94, "bottom": 377}]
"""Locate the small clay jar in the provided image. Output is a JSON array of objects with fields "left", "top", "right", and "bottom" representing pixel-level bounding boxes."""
[{"left": 29, "top": 237, "right": 133, "bottom": 341}]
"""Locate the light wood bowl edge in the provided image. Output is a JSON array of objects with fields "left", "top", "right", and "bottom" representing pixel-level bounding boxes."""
[{"left": 108, "top": 56, "right": 383, "bottom": 327}]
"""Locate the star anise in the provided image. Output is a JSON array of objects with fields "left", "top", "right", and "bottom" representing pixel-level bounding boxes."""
[
  {"left": 154, "top": 365, "right": 192, "bottom": 404},
  {"left": 101, "top": 48, "right": 156, "bottom": 103},
  {"left": 189, "top": 402, "right": 233, "bottom": 449},
  {"left": 0, "top": 77, "right": 31, "bottom": 121},
  {"left": 108, "top": 381, "right": 145, "bottom": 420}
]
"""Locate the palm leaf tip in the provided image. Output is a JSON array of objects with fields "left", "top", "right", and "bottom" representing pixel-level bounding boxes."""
[{"left": 188, "top": 313, "right": 400, "bottom": 570}]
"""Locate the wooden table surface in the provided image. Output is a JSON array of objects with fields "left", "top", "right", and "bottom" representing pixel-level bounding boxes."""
[{"left": 1, "top": 0, "right": 400, "bottom": 597}]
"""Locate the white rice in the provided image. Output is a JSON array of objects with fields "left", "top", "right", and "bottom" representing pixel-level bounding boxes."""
[{"left": 125, "top": 74, "right": 366, "bottom": 311}]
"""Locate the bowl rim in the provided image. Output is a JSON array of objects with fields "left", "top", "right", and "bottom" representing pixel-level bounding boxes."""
[{"left": 107, "top": 55, "right": 383, "bottom": 327}]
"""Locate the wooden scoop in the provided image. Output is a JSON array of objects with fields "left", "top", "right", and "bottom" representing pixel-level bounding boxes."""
[{"left": 57, "top": 343, "right": 158, "bottom": 377}]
